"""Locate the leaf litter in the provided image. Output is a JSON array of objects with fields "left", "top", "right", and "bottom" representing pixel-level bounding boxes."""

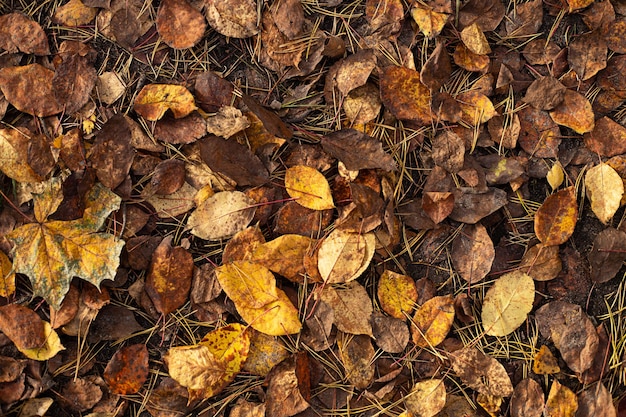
[{"left": 0, "top": 0, "right": 625, "bottom": 416}]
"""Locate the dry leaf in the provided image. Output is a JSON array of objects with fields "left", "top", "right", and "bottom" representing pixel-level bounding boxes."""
[
  {"left": 17, "top": 321, "right": 64, "bottom": 361},
  {"left": 371, "top": 312, "right": 409, "bottom": 353},
  {"left": 343, "top": 83, "right": 382, "bottom": 125},
  {"left": 187, "top": 191, "right": 256, "bottom": 241},
  {"left": 545, "top": 380, "right": 578, "bottom": 417},
  {"left": 519, "top": 243, "right": 562, "bottom": 281},
  {"left": 338, "top": 334, "right": 375, "bottom": 389},
  {"left": 431, "top": 130, "right": 465, "bottom": 173},
  {"left": 156, "top": 0, "right": 206, "bottom": 49},
  {"left": 518, "top": 106, "right": 561, "bottom": 158},
  {"left": 379, "top": 66, "right": 433, "bottom": 125},
  {"left": 576, "top": 383, "right": 617, "bottom": 417},
  {"left": 547, "top": 161, "right": 565, "bottom": 190},
  {"left": 588, "top": 227, "right": 626, "bottom": 283},
  {"left": 410, "top": 5, "right": 449, "bottom": 38},
  {"left": 448, "top": 347, "right": 514, "bottom": 397},
  {"left": 585, "top": 163, "right": 624, "bottom": 224},
  {"left": 0, "top": 251, "right": 15, "bottom": 298},
  {"left": 510, "top": 378, "right": 544, "bottom": 417},
  {"left": 265, "top": 352, "right": 310, "bottom": 417},
  {"left": 104, "top": 344, "right": 149, "bottom": 395},
  {"left": 205, "top": 106, "right": 250, "bottom": 138},
  {"left": 452, "top": 223, "right": 495, "bottom": 284},
  {"left": 241, "top": 330, "right": 289, "bottom": 376},
  {"left": 584, "top": 116, "right": 626, "bottom": 157},
  {"left": 0, "top": 127, "right": 43, "bottom": 184},
  {"left": 549, "top": 90, "right": 594, "bottom": 134},
  {"left": 285, "top": 165, "right": 334, "bottom": 210},
  {"left": 568, "top": 31, "right": 607, "bottom": 81},
  {"left": 317, "top": 229, "right": 374, "bottom": 283},
  {"left": 0, "top": 64, "right": 63, "bottom": 117},
  {"left": 534, "top": 186, "right": 578, "bottom": 246},
  {"left": 321, "top": 129, "right": 397, "bottom": 171},
  {"left": 481, "top": 271, "right": 534, "bottom": 336},
  {"left": 53, "top": 0, "right": 97, "bottom": 26},
  {"left": 405, "top": 379, "right": 446, "bottom": 417},
  {"left": 377, "top": 270, "right": 418, "bottom": 319},
  {"left": 411, "top": 295, "right": 455, "bottom": 348},
  {"left": 461, "top": 22, "right": 491, "bottom": 55},
  {"left": 6, "top": 179, "right": 124, "bottom": 309},
  {"left": 0, "top": 13, "right": 49, "bottom": 55},
  {"left": 134, "top": 84, "right": 197, "bottom": 121},
  {"left": 250, "top": 234, "right": 316, "bottom": 283},
  {"left": 457, "top": 91, "right": 496, "bottom": 125},
  {"left": 533, "top": 345, "right": 560, "bottom": 375},
  {"left": 205, "top": 0, "right": 258, "bottom": 38},
  {"left": 319, "top": 281, "right": 373, "bottom": 336}
]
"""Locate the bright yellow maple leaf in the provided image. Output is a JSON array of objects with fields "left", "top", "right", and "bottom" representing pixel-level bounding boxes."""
[{"left": 6, "top": 178, "right": 125, "bottom": 309}]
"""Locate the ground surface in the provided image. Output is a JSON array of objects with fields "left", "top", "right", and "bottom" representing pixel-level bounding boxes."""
[{"left": 0, "top": 0, "right": 625, "bottom": 416}]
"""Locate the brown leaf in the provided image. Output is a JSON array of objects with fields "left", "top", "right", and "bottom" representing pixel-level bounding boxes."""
[
  {"left": 0, "top": 64, "right": 63, "bottom": 117},
  {"left": 568, "top": 31, "right": 607, "bottom": 81},
  {"left": 265, "top": 353, "right": 310, "bottom": 417},
  {"left": 321, "top": 129, "right": 397, "bottom": 171},
  {"left": 273, "top": 200, "right": 333, "bottom": 237},
  {"left": 505, "top": 0, "right": 542, "bottom": 37},
  {"left": 510, "top": 378, "right": 544, "bottom": 417},
  {"left": 156, "top": 0, "right": 206, "bottom": 49},
  {"left": 452, "top": 223, "right": 494, "bottom": 283},
  {"left": 342, "top": 83, "right": 382, "bottom": 125},
  {"left": 104, "top": 344, "right": 149, "bottom": 395},
  {"left": 371, "top": 312, "right": 409, "bottom": 353},
  {"left": 146, "top": 378, "right": 192, "bottom": 417},
  {"left": 59, "top": 377, "right": 102, "bottom": 412},
  {"left": 534, "top": 186, "right": 578, "bottom": 246},
  {"left": 0, "top": 13, "right": 49, "bottom": 55},
  {"left": 523, "top": 39, "right": 561, "bottom": 65},
  {"left": 145, "top": 236, "right": 194, "bottom": 316},
  {"left": 52, "top": 41, "right": 97, "bottom": 114},
  {"left": 583, "top": 116, "right": 626, "bottom": 157},
  {"left": 89, "top": 114, "right": 135, "bottom": 189},
  {"left": 338, "top": 333, "right": 375, "bottom": 389},
  {"left": 379, "top": 66, "right": 433, "bottom": 125},
  {"left": 523, "top": 77, "right": 566, "bottom": 111},
  {"left": 487, "top": 114, "right": 520, "bottom": 149},
  {"left": 448, "top": 187, "right": 508, "bottom": 224},
  {"left": 320, "top": 281, "right": 373, "bottom": 336},
  {"left": 0, "top": 304, "right": 46, "bottom": 350},
  {"left": 148, "top": 159, "right": 187, "bottom": 196},
  {"left": 448, "top": 346, "right": 514, "bottom": 397},
  {"left": 576, "top": 383, "right": 617, "bottom": 417},
  {"left": 422, "top": 192, "right": 454, "bottom": 224},
  {"left": 194, "top": 71, "right": 234, "bottom": 112},
  {"left": 579, "top": 324, "right": 612, "bottom": 384},
  {"left": 154, "top": 112, "right": 207, "bottom": 145},
  {"left": 519, "top": 243, "right": 562, "bottom": 281},
  {"left": 431, "top": 131, "right": 465, "bottom": 173},
  {"left": 549, "top": 90, "right": 595, "bottom": 134},
  {"left": 588, "top": 227, "right": 626, "bottom": 283},
  {"left": 334, "top": 50, "right": 377, "bottom": 97},
  {"left": 518, "top": 106, "right": 561, "bottom": 157},
  {"left": 605, "top": 17, "right": 626, "bottom": 53},
  {"left": 458, "top": 0, "right": 505, "bottom": 31}
]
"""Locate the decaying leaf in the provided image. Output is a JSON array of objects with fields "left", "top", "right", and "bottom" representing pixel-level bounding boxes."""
[
  {"left": 410, "top": 4, "right": 449, "bottom": 38},
  {"left": 544, "top": 380, "right": 578, "bottom": 417},
  {"left": 317, "top": 229, "right": 374, "bottom": 284},
  {"left": 584, "top": 116, "right": 626, "bottom": 157},
  {"left": 533, "top": 345, "right": 560, "bottom": 375},
  {"left": 6, "top": 179, "right": 124, "bottom": 309},
  {"left": 431, "top": 130, "right": 465, "bottom": 173},
  {"left": 534, "top": 186, "right": 578, "bottom": 246},
  {"left": 411, "top": 295, "right": 455, "bottom": 348},
  {"left": 321, "top": 129, "right": 397, "bottom": 171},
  {"left": 53, "top": 0, "right": 98, "bottom": 26},
  {"left": 285, "top": 165, "right": 334, "bottom": 210},
  {"left": 156, "top": 0, "right": 206, "bottom": 49},
  {"left": 0, "top": 127, "right": 43, "bottom": 184},
  {"left": 187, "top": 191, "right": 256, "bottom": 241},
  {"left": 510, "top": 378, "right": 544, "bottom": 417},
  {"left": 164, "top": 324, "right": 250, "bottom": 400},
  {"left": 457, "top": 91, "right": 496, "bottom": 125},
  {"left": 104, "top": 344, "right": 149, "bottom": 395},
  {"left": 448, "top": 347, "right": 514, "bottom": 397},
  {"left": 338, "top": 334, "right": 375, "bottom": 389},
  {"left": 577, "top": 383, "right": 617, "bottom": 417},
  {"left": 134, "top": 84, "right": 197, "bottom": 121},
  {"left": 319, "top": 281, "right": 373, "bottom": 336},
  {"left": 584, "top": 163, "right": 624, "bottom": 225},
  {"left": 250, "top": 234, "right": 316, "bottom": 283},
  {"left": 0, "top": 64, "right": 63, "bottom": 117},
  {"left": 588, "top": 227, "right": 626, "bottom": 283},
  {"left": 460, "top": 22, "right": 491, "bottom": 55},
  {"left": 242, "top": 330, "right": 289, "bottom": 377},
  {"left": 405, "top": 379, "right": 446, "bottom": 417},
  {"left": 205, "top": 0, "right": 258, "bottom": 38},
  {"left": 0, "top": 13, "right": 49, "bottom": 55},
  {"left": 265, "top": 352, "right": 310, "bottom": 417},
  {"left": 379, "top": 66, "right": 433, "bottom": 125},
  {"left": 377, "top": 270, "right": 418, "bottom": 319},
  {"left": 481, "top": 271, "right": 534, "bottom": 336},
  {"left": 519, "top": 243, "right": 562, "bottom": 281},
  {"left": 549, "top": 90, "right": 595, "bottom": 134},
  {"left": 452, "top": 223, "right": 495, "bottom": 284}
]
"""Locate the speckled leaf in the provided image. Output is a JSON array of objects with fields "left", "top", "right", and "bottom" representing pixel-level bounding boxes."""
[
  {"left": 534, "top": 186, "right": 578, "bottom": 246},
  {"left": 104, "top": 344, "right": 149, "bottom": 395},
  {"left": 379, "top": 66, "right": 433, "bottom": 125},
  {"left": 405, "top": 379, "right": 446, "bottom": 417},
  {"left": 377, "top": 270, "right": 418, "bottom": 319},
  {"left": 449, "top": 347, "right": 514, "bottom": 397},
  {"left": 411, "top": 295, "right": 455, "bottom": 348},
  {"left": 134, "top": 84, "right": 197, "bottom": 121},
  {"left": 6, "top": 178, "right": 124, "bottom": 309}
]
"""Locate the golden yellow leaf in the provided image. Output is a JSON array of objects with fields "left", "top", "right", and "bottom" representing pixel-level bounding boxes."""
[
  {"left": 545, "top": 380, "right": 578, "bottom": 417},
  {"left": 53, "top": 0, "right": 97, "bottom": 26},
  {"left": 534, "top": 186, "right": 578, "bottom": 246},
  {"left": 549, "top": 90, "right": 594, "bottom": 134},
  {"left": 461, "top": 23, "right": 492, "bottom": 55},
  {"left": 533, "top": 345, "right": 560, "bottom": 375},
  {"left": 566, "top": 0, "right": 593, "bottom": 13},
  {"left": 547, "top": 161, "right": 565, "bottom": 190},
  {"left": 215, "top": 261, "right": 302, "bottom": 335},
  {"left": 410, "top": 5, "right": 449, "bottom": 38},
  {"left": 377, "top": 270, "right": 418, "bottom": 319},
  {"left": 317, "top": 229, "right": 375, "bottom": 284},
  {"left": 585, "top": 163, "right": 624, "bottom": 224},
  {"left": 405, "top": 379, "right": 447, "bottom": 417},
  {"left": 481, "top": 271, "right": 535, "bottom": 336},
  {"left": 0, "top": 128, "right": 42, "bottom": 183},
  {"left": 19, "top": 321, "right": 65, "bottom": 361},
  {"left": 0, "top": 251, "right": 15, "bottom": 298},
  {"left": 457, "top": 91, "right": 496, "bottom": 126},
  {"left": 134, "top": 84, "right": 197, "bottom": 121},
  {"left": 284, "top": 165, "right": 334, "bottom": 210},
  {"left": 165, "top": 324, "right": 250, "bottom": 400},
  {"left": 250, "top": 234, "right": 316, "bottom": 283},
  {"left": 6, "top": 178, "right": 124, "bottom": 309},
  {"left": 379, "top": 66, "right": 433, "bottom": 125},
  {"left": 411, "top": 295, "right": 455, "bottom": 348},
  {"left": 187, "top": 191, "right": 256, "bottom": 240}
]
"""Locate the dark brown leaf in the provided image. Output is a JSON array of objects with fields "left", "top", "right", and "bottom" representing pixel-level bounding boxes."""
[
  {"left": 449, "top": 187, "right": 508, "bottom": 224},
  {"left": 568, "top": 31, "right": 607, "bottom": 81},
  {"left": 321, "top": 129, "right": 397, "bottom": 171},
  {"left": 510, "top": 378, "right": 544, "bottom": 417},
  {"left": 89, "top": 113, "right": 135, "bottom": 189},
  {"left": 522, "top": 77, "right": 566, "bottom": 111},
  {"left": 0, "top": 64, "right": 63, "bottom": 117},
  {"left": 588, "top": 227, "right": 626, "bottom": 284},
  {"left": 0, "top": 13, "right": 49, "bottom": 55}
]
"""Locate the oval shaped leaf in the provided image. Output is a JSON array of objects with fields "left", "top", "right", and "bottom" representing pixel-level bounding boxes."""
[
  {"left": 411, "top": 295, "right": 455, "bottom": 348},
  {"left": 481, "top": 271, "right": 535, "bottom": 336},
  {"left": 285, "top": 165, "right": 334, "bottom": 210},
  {"left": 187, "top": 191, "right": 256, "bottom": 241},
  {"left": 534, "top": 186, "right": 578, "bottom": 246},
  {"left": 585, "top": 163, "right": 624, "bottom": 224}
]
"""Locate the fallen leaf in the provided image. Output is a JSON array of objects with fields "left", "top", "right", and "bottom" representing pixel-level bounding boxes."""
[
  {"left": 0, "top": 127, "right": 43, "bottom": 184},
  {"left": 505, "top": 0, "right": 542, "bottom": 37},
  {"left": 59, "top": 377, "right": 102, "bottom": 412},
  {"left": 333, "top": 50, "right": 377, "bottom": 97},
  {"left": 421, "top": 42, "right": 452, "bottom": 91},
  {"left": 547, "top": 161, "right": 565, "bottom": 190},
  {"left": 205, "top": 0, "right": 258, "bottom": 38},
  {"left": 457, "top": 91, "right": 496, "bottom": 125},
  {"left": 566, "top": 0, "right": 593, "bottom": 13},
  {"left": 104, "top": 344, "right": 149, "bottom": 395},
  {"left": 145, "top": 236, "right": 194, "bottom": 316},
  {"left": 584, "top": 116, "right": 626, "bottom": 157},
  {"left": 273, "top": 200, "right": 333, "bottom": 237},
  {"left": 453, "top": 43, "right": 491, "bottom": 73},
  {"left": 216, "top": 261, "right": 301, "bottom": 335},
  {"left": 319, "top": 281, "right": 373, "bottom": 336},
  {"left": 534, "top": 186, "right": 578, "bottom": 246},
  {"left": 379, "top": 66, "right": 433, "bottom": 125},
  {"left": 510, "top": 378, "right": 544, "bottom": 417},
  {"left": 371, "top": 312, "right": 409, "bottom": 353},
  {"left": 205, "top": 106, "right": 250, "bottom": 138},
  {"left": 18, "top": 321, "right": 64, "bottom": 361},
  {"left": 568, "top": 31, "right": 607, "bottom": 81},
  {"left": 285, "top": 165, "right": 334, "bottom": 210},
  {"left": 523, "top": 77, "right": 566, "bottom": 111},
  {"left": 321, "top": 129, "right": 397, "bottom": 171},
  {"left": 519, "top": 243, "right": 562, "bottom": 281},
  {"left": 452, "top": 223, "right": 495, "bottom": 284},
  {"left": 343, "top": 83, "right": 382, "bottom": 125},
  {"left": 0, "top": 304, "right": 46, "bottom": 351},
  {"left": 405, "top": 379, "right": 446, "bottom": 417},
  {"left": 431, "top": 130, "right": 465, "bottom": 173},
  {"left": 481, "top": 271, "right": 534, "bottom": 336},
  {"left": 461, "top": 22, "right": 491, "bottom": 55},
  {"left": 6, "top": 179, "right": 124, "bottom": 309},
  {"left": 588, "top": 227, "right": 626, "bottom": 283},
  {"left": 449, "top": 187, "right": 508, "bottom": 224},
  {"left": 250, "top": 234, "right": 316, "bottom": 283},
  {"left": 187, "top": 191, "right": 256, "bottom": 241},
  {"left": 410, "top": 4, "right": 449, "bottom": 38},
  {"left": 518, "top": 106, "right": 561, "bottom": 158},
  {"left": 156, "top": 0, "right": 206, "bottom": 49},
  {"left": 422, "top": 192, "right": 455, "bottom": 224},
  {"left": 0, "top": 251, "right": 15, "bottom": 298},
  {"left": 533, "top": 345, "right": 560, "bottom": 375},
  {"left": 377, "top": 270, "right": 418, "bottom": 319},
  {"left": 458, "top": 0, "right": 505, "bottom": 31},
  {"left": 338, "top": 334, "right": 375, "bottom": 389},
  {"left": 576, "top": 383, "right": 617, "bottom": 417},
  {"left": 89, "top": 114, "right": 135, "bottom": 189},
  {"left": 585, "top": 163, "right": 624, "bottom": 224},
  {"left": 477, "top": 393, "right": 503, "bottom": 417},
  {"left": 317, "top": 229, "right": 374, "bottom": 283},
  {"left": 0, "top": 64, "right": 63, "bottom": 117},
  {"left": 545, "top": 380, "right": 578, "bottom": 417},
  {"left": 549, "top": 90, "right": 595, "bottom": 134},
  {"left": 605, "top": 17, "right": 626, "bottom": 53},
  {"left": 448, "top": 347, "right": 514, "bottom": 397},
  {"left": 134, "top": 84, "right": 197, "bottom": 121},
  {"left": 146, "top": 377, "right": 192, "bottom": 417},
  {"left": 241, "top": 330, "right": 289, "bottom": 377},
  {"left": 411, "top": 295, "right": 455, "bottom": 348},
  {"left": 53, "top": 0, "right": 98, "bottom": 26},
  {"left": 0, "top": 13, "right": 49, "bottom": 55},
  {"left": 265, "top": 352, "right": 310, "bottom": 417},
  {"left": 164, "top": 324, "right": 250, "bottom": 400}
]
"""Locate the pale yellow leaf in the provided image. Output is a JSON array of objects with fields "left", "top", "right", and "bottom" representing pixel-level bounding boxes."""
[
  {"left": 317, "top": 229, "right": 374, "bottom": 283},
  {"left": 585, "top": 163, "right": 624, "bottom": 224},
  {"left": 187, "top": 191, "right": 256, "bottom": 240},
  {"left": 481, "top": 271, "right": 535, "bottom": 336}
]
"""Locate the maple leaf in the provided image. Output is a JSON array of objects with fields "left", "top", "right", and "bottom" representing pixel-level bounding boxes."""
[{"left": 6, "top": 178, "right": 125, "bottom": 309}]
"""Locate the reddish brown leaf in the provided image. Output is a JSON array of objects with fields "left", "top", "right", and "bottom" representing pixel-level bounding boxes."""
[
  {"left": 104, "top": 344, "right": 149, "bottom": 395},
  {"left": 0, "top": 64, "right": 63, "bottom": 117},
  {"left": 265, "top": 353, "right": 311, "bottom": 417},
  {"left": 431, "top": 131, "right": 465, "bottom": 173},
  {"left": 154, "top": 112, "right": 207, "bottom": 145},
  {"left": 53, "top": 41, "right": 98, "bottom": 114},
  {"left": 0, "top": 13, "right": 49, "bottom": 55},
  {"left": 505, "top": 0, "right": 542, "bottom": 37},
  {"left": 519, "top": 243, "right": 562, "bottom": 281},
  {"left": 0, "top": 304, "right": 46, "bottom": 350},
  {"left": 89, "top": 114, "right": 135, "bottom": 189},
  {"left": 522, "top": 77, "right": 566, "bottom": 111},
  {"left": 379, "top": 66, "right": 433, "bottom": 125},
  {"left": 510, "top": 378, "right": 544, "bottom": 417},
  {"left": 534, "top": 187, "right": 578, "bottom": 246},
  {"left": 156, "top": 0, "right": 206, "bottom": 49},
  {"left": 448, "top": 347, "right": 513, "bottom": 397},
  {"left": 588, "top": 227, "right": 626, "bottom": 284},
  {"left": 449, "top": 187, "right": 508, "bottom": 224},
  {"left": 549, "top": 90, "right": 595, "bottom": 134},
  {"left": 422, "top": 192, "right": 454, "bottom": 224},
  {"left": 452, "top": 223, "right": 494, "bottom": 284},
  {"left": 605, "top": 17, "right": 626, "bottom": 53},
  {"left": 321, "top": 129, "right": 397, "bottom": 171},
  {"left": 518, "top": 106, "right": 561, "bottom": 157},
  {"left": 568, "top": 31, "right": 607, "bottom": 81},
  {"left": 584, "top": 116, "right": 626, "bottom": 157}
]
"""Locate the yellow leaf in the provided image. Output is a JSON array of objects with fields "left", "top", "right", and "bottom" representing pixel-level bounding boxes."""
[
  {"left": 549, "top": 90, "right": 594, "bottom": 134},
  {"left": 6, "top": 178, "right": 124, "bottom": 309},
  {"left": 585, "top": 163, "right": 624, "bottom": 224},
  {"left": 187, "top": 191, "right": 256, "bottom": 240},
  {"left": 481, "top": 271, "right": 535, "bottom": 336},
  {"left": 165, "top": 324, "right": 250, "bottom": 400},
  {"left": 545, "top": 380, "right": 578, "bottom": 417},
  {"left": 533, "top": 345, "right": 561, "bottom": 375},
  {"left": 0, "top": 251, "right": 16, "bottom": 298},
  {"left": 410, "top": 5, "right": 448, "bottom": 38},
  {"left": 133, "top": 84, "right": 197, "bottom": 121},
  {"left": 19, "top": 321, "right": 65, "bottom": 361},
  {"left": 215, "top": 261, "right": 301, "bottom": 335},
  {"left": 460, "top": 23, "right": 492, "bottom": 55},
  {"left": 377, "top": 270, "right": 418, "bottom": 319},
  {"left": 405, "top": 379, "right": 447, "bottom": 417},
  {"left": 457, "top": 91, "right": 496, "bottom": 126},
  {"left": 52, "top": 0, "right": 97, "bottom": 26},
  {"left": 250, "top": 234, "right": 317, "bottom": 283},
  {"left": 0, "top": 128, "right": 43, "bottom": 183},
  {"left": 547, "top": 161, "right": 565, "bottom": 190},
  {"left": 317, "top": 229, "right": 375, "bottom": 284},
  {"left": 379, "top": 66, "right": 433, "bottom": 125},
  {"left": 284, "top": 165, "right": 334, "bottom": 210},
  {"left": 411, "top": 295, "right": 455, "bottom": 348}
]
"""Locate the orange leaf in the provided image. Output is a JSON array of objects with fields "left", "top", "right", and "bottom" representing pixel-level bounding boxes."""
[
  {"left": 156, "top": 0, "right": 207, "bottom": 49},
  {"left": 0, "top": 64, "right": 63, "bottom": 117},
  {"left": 52, "top": 0, "right": 97, "bottom": 27},
  {"left": 134, "top": 84, "right": 197, "bottom": 121},
  {"left": 379, "top": 66, "right": 433, "bottom": 125},
  {"left": 533, "top": 345, "right": 560, "bottom": 375},
  {"left": 250, "top": 234, "right": 316, "bottom": 283},
  {"left": 104, "top": 344, "right": 149, "bottom": 395},
  {"left": 549, "top": 90, "right": 594, "bottom": 134},
  {"left": 411, "top": 295, "right": 455, "bottom": 348},
  {"left": 534, "top": 186, "right": 578, "bottom": 246}
]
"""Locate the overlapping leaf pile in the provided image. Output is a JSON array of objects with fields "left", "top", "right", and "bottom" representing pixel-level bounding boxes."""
[{"left": 0, "top": 0, "right": 625, "bottom": 416}]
